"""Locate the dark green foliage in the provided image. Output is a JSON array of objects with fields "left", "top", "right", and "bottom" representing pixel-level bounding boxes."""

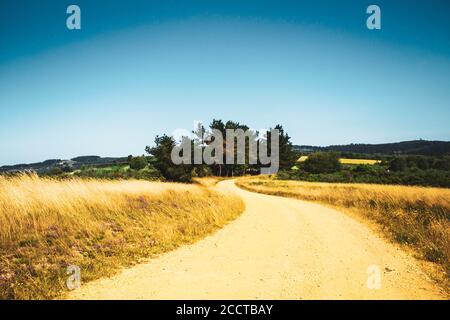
[
  {"left": 46, "top": 167, "right": 64, "bottom": 176},
  {"left": 145, "top": 135, "right": 193, "bottom": 182},
  {"left": 74, "top": 164, "right": 161, "bottom": 180},
  {"left": 302, "top": 152, "right": 341, "bottom": 174},
  {"left": 279, "top": 158, "right": 450, "bottom": 188},
  {"left": 209, "top": 119, "right": 247, "bottom": 177},
  {"left": 294, "top": 140, "right": 450, "bottom": 156},
  {"left": 274, "top": 124, "right": 299, "bottom": 170},
  {"left": 129, "top": 156, "right": 148, "bottom": 170},
  {"left": 147, "top": 120, "right": 299, "bottom": 178},
  {"left": 417, "top": 157, "right": 430, "bottom": 170},
  {"left": 61, "top": 165, "right": 73, "bottom": 173},
  {"left": 192, "top": 165, "right": 212, "bottom": 177},
  {"left": 70, "top": 156, "right": 101, "bottom": 163},
  {"left": 389, "top": 157, "right": 407, "bottom": 171},
  {"left": 432, "top": 157, "right": 450, "bottom": 170}
]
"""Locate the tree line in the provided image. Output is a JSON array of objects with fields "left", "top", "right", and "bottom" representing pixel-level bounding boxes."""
[{"left": 145, "top": 119, "right": 298, "bottom": 182}]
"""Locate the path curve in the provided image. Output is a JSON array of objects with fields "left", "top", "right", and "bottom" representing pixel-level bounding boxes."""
[{"left": 66, "top": 180, "right": 445, "bottom": 299}]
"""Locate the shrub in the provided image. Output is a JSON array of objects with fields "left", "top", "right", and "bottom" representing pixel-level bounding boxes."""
[
  {"left": 129, "top": 156, "right": 148, "bottom": 170},
  {"left": 145, "top": 135, "right": 193, "bottom": 182},
  {"left": 302, "top": 152, "right": 341, "bottom": 173},
  {"left": 389, "top": 157, "right": 407, "bottom": 171}
]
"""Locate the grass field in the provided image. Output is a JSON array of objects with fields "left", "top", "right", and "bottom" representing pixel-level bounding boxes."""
[
  {"left": 297, "top": 156, "right": 381, "bottom": 165},
  {"left": 339, "top": 158, "right": 381, "bottom": 165},
  {"left": 0, "top": 174, "right": 244, "bottom": 299},
  {"left": 71, "top": 163, "right": 161, "bottom": 180},
  {"left": 236, "top": 176, "right": 450, "bottom": 288}
]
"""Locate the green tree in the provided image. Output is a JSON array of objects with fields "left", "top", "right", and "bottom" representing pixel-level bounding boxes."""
[
  {"left": 389, "top": 157, "right": 407, "bottom": 171},
  {"left": 273, "top": 124, "right": 298, "bottom": 170},
  {"left": 303, "top": 152, "right": 341, "bottom": 173},
  {"left": 432, "top": 156, "right": 450, "bottom": 171},
  {"left": 61, "top": 165, "right": 73, "bottom": 173},
  {"left": 47, "top": 167, "right": 64, "bottom": 176},
  {"left": 417, "top": 157, "right": 430, "bottom": 170},
  {"left": 129, "top": 156, "right": 148, "bottom": 170},
  {"left": 208, "top": 119, "right": 226, "bottom": 177},
  {"left": 191, "top": 122, "right": 211, "bottom": 177},
  {"left": 145, "top": 135, "right": 192, "bottom": 182}
]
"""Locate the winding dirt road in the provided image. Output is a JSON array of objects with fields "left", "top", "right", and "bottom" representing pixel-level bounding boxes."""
[{"left": 67, "top": 180, "right": 445, "bottom": 299}]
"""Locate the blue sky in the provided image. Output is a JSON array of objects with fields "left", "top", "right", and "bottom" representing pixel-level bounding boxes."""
[{"left": 1, "top": 0, "right": 449, "bottom": 165}]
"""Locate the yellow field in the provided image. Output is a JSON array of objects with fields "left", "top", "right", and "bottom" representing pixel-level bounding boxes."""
[
  {"left": 0, "top": 174, "right": 244, "bottom": 299},
  {"left": 298, "top": 156, "right": 309, "bottom": 162},
  {"left": 297, "top": 156, "right": 381, "bottom": 165},
  {"left": 236, "top": 176, "right": 450, "bottom": 288},
  {"left": 340, "top": 158, "right": 381, "bottom": 165}
]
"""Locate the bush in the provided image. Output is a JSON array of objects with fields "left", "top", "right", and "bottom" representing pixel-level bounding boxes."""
[
  {"left": 129, "top": 156, "right": 148, "bottom": 170},
  {"left": 277, "top": 164, "right": 450, "bottom": 188},
  {"left": 302, "top": 152, "right": 341, "bottom": 173},
  {"left": 145, "top": 135, "right": 193, "bottom": 182},
  {"left": 389, "top": 157, "right": 407, "bottom": 171},
  {"left": 46, "top": 167, "right": 64, "bottom": 176},
  {"left": 74, "top": 164, "right": 161, "bottom": 181}
]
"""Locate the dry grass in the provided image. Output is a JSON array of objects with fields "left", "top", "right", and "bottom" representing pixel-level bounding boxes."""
[
  {"left": 236, "top": 176, "right": 450, "bottom": 286},
  {"left": 298, "top": 156, "right": 309, "bottom": 162},
  {"left": 0, "top": 174, "right": 244, "bottom": 299},
  {"left": 297, "top": 156, "right": 380, "bottom": 165},
  {"left": 193, "top": 177, "right": 228, "bottom": 188},
  {"left": 339, "top": 158, "right": 381, "bottom": 165}
]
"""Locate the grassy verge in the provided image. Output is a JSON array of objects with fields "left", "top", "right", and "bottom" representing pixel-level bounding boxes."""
[
  {"left": 0, "top": 174, "right": 244, "bottom": 299},
  {"left": 236, "top": 176, "right": 450, "bottom": 287}
]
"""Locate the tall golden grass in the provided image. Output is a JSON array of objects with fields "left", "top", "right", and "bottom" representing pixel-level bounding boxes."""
[
  {"left": 236, "top": 176, "right": 450, "bottom": 285},
  {"left": 0, "top": 174, "right": 244, "bottom": 299}
]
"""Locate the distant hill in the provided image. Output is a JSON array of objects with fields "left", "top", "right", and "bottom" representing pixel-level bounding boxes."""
[
  {"left": 0, "top": 156, "right": 128, "bottom": 173},
  {"left": 2, "top": 140, "right": 449, "bottom": 173},
  {"left": 293, "top": 140, "right": 450, "bottom": 156}
]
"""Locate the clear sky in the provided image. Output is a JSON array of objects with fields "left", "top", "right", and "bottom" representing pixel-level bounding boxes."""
[{"left": 1, "top": 0, "right": 449, "bottom": 165}]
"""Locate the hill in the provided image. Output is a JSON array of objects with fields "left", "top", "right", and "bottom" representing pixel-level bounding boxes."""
[
  {"left": 294, "top": 140, "right": 450, "bottom": 156},
  {"left": 0, "top": 156, "right": 128, "bottom": 173}
]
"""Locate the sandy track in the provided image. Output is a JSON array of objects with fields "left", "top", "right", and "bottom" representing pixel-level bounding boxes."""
[{"left": 66, "top": 180, "right": 445, "bottom": 299}]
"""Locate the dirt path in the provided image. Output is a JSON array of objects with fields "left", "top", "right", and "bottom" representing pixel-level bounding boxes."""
[{"left": 66, "top": 180, "right": 445, "bottom": 299}]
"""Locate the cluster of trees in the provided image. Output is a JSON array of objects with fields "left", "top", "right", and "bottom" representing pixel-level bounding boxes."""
[
  {"left": 73, "top": 157, "right": 161, "bottom": 180},
  {"left": 302, "top": 152, "right": 341, "bottom": 174},
  {"left": 42, "top": 155, "right": 160, "bottom": 180},
  {"left": 27, "top": 119, "right": 449, "bottom": 188},
  {"left": 282, "top": 152, "right": 450, "bottom": 188},
  {"left": 146, "top": 120, "right": 298, "bottom": 182},
  {"left": 145, "top": 135, "right": 194, "bottom": 182},
  {"left": 128, "top": 155, "right": 148, "bottom": 170},
  {"left": 294, "top": 140, "right": 450, "bottom": 156},
  {"left": 388, "top": 155, "right": 450, "bottom": 172}
]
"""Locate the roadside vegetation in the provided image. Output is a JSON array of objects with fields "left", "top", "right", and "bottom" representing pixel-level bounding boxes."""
[
  {"left": 1, "top": 119, "right": 449, "bottom": 297},
  {"left": 40, "top": 156, "right": 162, "bottom": 181},
  {"left": 4, "top": 119, "right": 447, "bottom": 188},
  {"left": 298, "top": 155, "right": 381, "bottom": 165},
  {"left": 72, "top": 163, "right": 161, "bottom": 180},
  {"left": 236, "top": 176, "right": 450, "bottom": 288},
  {"left": 0, "top": 174, "right": 244, "bottom": 299},
  {"left": 284, "top": 152, "right": 450, "bottom": 188}
]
